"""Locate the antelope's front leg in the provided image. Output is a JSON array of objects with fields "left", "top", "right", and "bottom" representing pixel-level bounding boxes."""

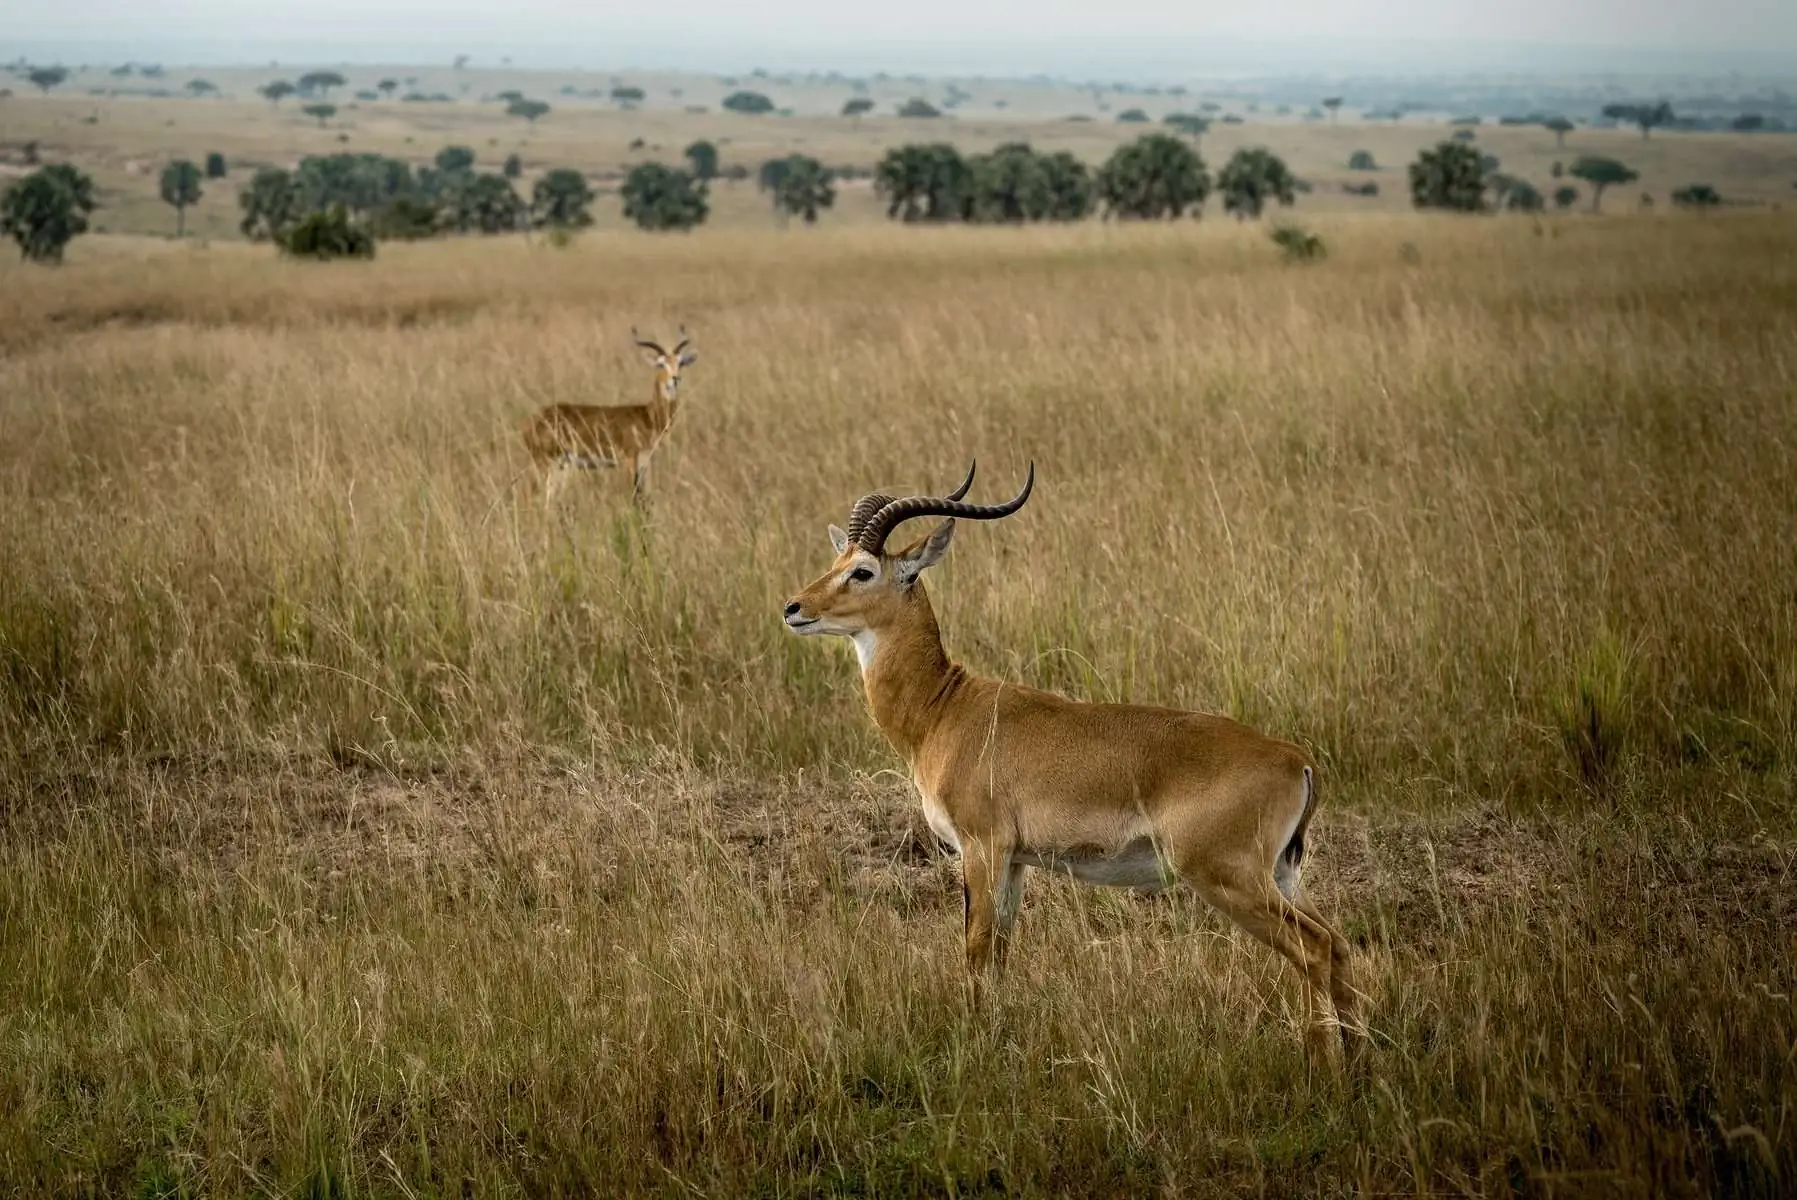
[
  {"left": 958, "top": 842, "right": 1011, "bottom": 1009},
  {"left": 631, "top": 453, "right": 650, "bottom": 503}
]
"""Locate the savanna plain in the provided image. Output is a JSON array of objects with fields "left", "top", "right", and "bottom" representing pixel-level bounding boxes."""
[{"left": 3, "top": 182, "right": 1796, "bottom": 1193}]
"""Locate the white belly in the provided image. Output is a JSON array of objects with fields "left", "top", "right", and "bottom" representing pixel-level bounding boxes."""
[{"left": 1013, "top": 837, "right": 1177, "bottom": 891}]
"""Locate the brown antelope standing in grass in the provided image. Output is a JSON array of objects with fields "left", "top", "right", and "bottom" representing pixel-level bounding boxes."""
[
  {"left": 781, "top": 462, "right": 1361, "bottom": 1061},
  {"left": 521, "top": 328, "right": 696, "bottom": 505}
]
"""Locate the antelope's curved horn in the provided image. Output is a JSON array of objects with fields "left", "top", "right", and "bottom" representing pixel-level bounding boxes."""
[
  {"left": 672, "top": 325, "right": 691, "bottom": 355},
  {"left": 856, "top": 461, "right": 1033, "bottom": 554},
  {"left": 631, "top": 326, "right": 668, "bottom": 354},
  {"left": 843, "top": 493, "right": 897, "bottom": 547},
  {"left": 843, "top": 461, "right": 975, "bottom": 549}
]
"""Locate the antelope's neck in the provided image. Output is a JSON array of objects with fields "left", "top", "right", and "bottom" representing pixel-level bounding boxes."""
[
  {"left": 648, "top": 388, "right": 677, "bottom": 433},
  {"left": 859, "top": 587, "right": 965, "bottom": 762}
]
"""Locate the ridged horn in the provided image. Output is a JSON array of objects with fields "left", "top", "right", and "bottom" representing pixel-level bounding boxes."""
[
  {"left": 856, "top": 461, "right": 1032, "bottom": 554},
  {"left": 842, "top": 460, "right": 977, "bottom": 549}
]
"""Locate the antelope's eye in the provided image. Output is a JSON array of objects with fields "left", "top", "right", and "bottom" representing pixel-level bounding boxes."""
[{"left": 847, "top": 566, "right": 875, "bottom": 583}]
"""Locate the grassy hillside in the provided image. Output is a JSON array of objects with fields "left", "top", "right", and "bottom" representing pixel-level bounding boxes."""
[{"left": 1, "top": 212, "right": 1793, "bottom": 1194}]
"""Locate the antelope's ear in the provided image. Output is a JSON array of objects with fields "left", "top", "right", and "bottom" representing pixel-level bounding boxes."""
[
  {"left": 891, "top": 519, "right": 955, "bottom": 588},
  {"left": 828, "top": 524, "right": 850, "bottom": 554},
  {"left": 677, "top": 351, "right": 697, "bottom": 367}
]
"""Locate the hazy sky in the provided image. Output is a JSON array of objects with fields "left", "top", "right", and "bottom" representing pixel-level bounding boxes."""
[{"left": 7, "top": 0, "right": 1797, "bottom": 73}]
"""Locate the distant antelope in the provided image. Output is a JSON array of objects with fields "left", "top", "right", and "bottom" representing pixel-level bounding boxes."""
[
  {"left": 521, "top": 327, "right": 696, "bottom": 504},
  {"left": 782, "top": 462, "right": 1361, "bottom": 1060}
]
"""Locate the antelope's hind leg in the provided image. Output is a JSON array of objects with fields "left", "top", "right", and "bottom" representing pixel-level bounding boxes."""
[
  {"left": 992, "top": 861, "right": 1028, "bottom": 977},
  {"left": 1187, "top": 865, "right": 1344, "bottom": 1067}
]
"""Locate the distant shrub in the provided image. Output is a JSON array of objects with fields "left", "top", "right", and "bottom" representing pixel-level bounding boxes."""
[
  {"left": 502, "top": 153, "right": 522, "bottom": 180},
  {"left": 1116, "top": 108, "right": 1150, "bottom": 124},
  {"left": 1451, "top": 129, "right": 1476, "bottom": 142},
  {"left": 1671, "top": 184, "right": 1722, "bottom": 208},
  {"left": 1553, "top": 185, "right": 1579, "bottom": 210},
  {"left": 1270, "top": 224, "right": 1325, "bottom": 261},
  {"left": 722, "top": 91, "right": 775, "bottom": 115},
  {"left": 2, "top": 163, "right": 97, "bottom": 263},
  {"left": 1342, "top": 180, "right": 1379, "bottom": 196},
  {"left": 1410, "top": 141, "right": 1486, "bottom": 212},
  {"left": 1502, "top": 179, "right": 1546, "bottom": 212},
  {"left": 1348, "top": 150, "right": 1377, "bottom": 171},
  {"left": 897, "top": 98, "right": 941, "bottom": 118},
  {"left": 367, "top": 196, "right": 442, "bottom": 240},
  {"left": 205, "top": 151, "right": 227, "bottom": 179},
  {"left": 277, "top": 205, "right": 374, "bottom": 259},
  {"left": 531, "top": 168, "right": 595, "bottom": 229},
  {"left": 621, "top": 163, "right": 708, "bottom": 230}
]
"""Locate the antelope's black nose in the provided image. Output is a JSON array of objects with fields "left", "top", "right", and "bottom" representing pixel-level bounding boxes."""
[{"left": 783, "top": 601, "right": 802, "bottom": 618}]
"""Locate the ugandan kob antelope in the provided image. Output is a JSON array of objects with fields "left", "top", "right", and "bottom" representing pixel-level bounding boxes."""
[
  {"left": 782, "top": 462, "right": 1362, "bottom": 1061},
  {"left": 521, "top": 327, "right": 696, "bottom": 503}
]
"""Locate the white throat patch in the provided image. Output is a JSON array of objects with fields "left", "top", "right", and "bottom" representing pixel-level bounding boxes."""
[{"left": 851, "top": 630, "right": 880, "bottom": 672}]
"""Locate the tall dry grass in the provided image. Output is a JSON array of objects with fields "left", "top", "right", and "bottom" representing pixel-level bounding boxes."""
[{"left": 1, "top": 213, "right": 1794, "bottom": 1194}]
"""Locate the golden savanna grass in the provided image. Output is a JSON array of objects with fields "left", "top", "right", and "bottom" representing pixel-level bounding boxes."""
[{"left": 2, "top": 212, "right": 1795, "bottom": 1195}]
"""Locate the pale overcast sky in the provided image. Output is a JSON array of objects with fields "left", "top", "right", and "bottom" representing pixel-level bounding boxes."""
[{"left": 6, "top": 0, "right": 1795, "bottom": 72}]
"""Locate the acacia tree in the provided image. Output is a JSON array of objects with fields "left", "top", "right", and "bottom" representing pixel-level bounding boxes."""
[
  {"left": 874, "top": 143, "right": 971, "bottom": 222},
  {"left": 684, "top": 140, "right": 719, "bottom": 182},
  {"left": 506, "top": 98, "right": 550, "bottom": 124},
  {"left": 1163, "top": 112, "right": 1210, "bottom": 147},
  {"left": 451, "top": 173, "right": 525, "bottom": 233},
  {"left": 1322, "top": 96, "right": 1343, "bottom": 122},
  {"left": 963, "top": 143, "right": 1093, "bottom": 224},
  {"left": 621, "top": 163, "right": 708, "bottom": 230},
  {"left": 160, "top": 160, "right": 203, "bottom": 237},
  {"left": 531, "top": 168, "right": 595, "bottom": 229},
  {"left": 1543, "top": 116, "right": 1575, "bottom": 148},
  {"left": 302, "top": 103, "right": 336, "bottom": 128},
  {"left": 239, "top": 167, "right": 300, "bottom": 240},
  {"left": 842, "top": 97, "right": 874, "bottom": 121},
  {"left": 298, "top": 70, "right": 346, "bottom": 97},
  {"left": 2, "top": 163, "right": 96, "bottom": 262},
  {"left": 1217, "top": 147, "right": 1296, "bottom": 219},
  {"left": 1095, "top": 133, "right": 1210, "bottom": 219},
  {"left": 1569, "top": 156, "right": 1639, "bottom": 212},
  {"left": 1408, "top": 141, "right": 1486, "bottom": 211},
  {"left": 722, "top": 91, "right": 775, "bottom": 114},
  {"left": 28, "top": 67, "right": 68, "bottom": 94},
  {"left": 1602, "top": 101, "right": 1673, "bottom": 139},
  {"left": 435, "top": 145, "right": 476, "bottom": 174},
  {"left": 260, "top": 80, "right": 296, "bottom": 105},
  {"left": 772, "top": 155, "right": 835, "bottom": 224},
  {"left": 377, "top": 78, "right": 398, "bottom": 98}
]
